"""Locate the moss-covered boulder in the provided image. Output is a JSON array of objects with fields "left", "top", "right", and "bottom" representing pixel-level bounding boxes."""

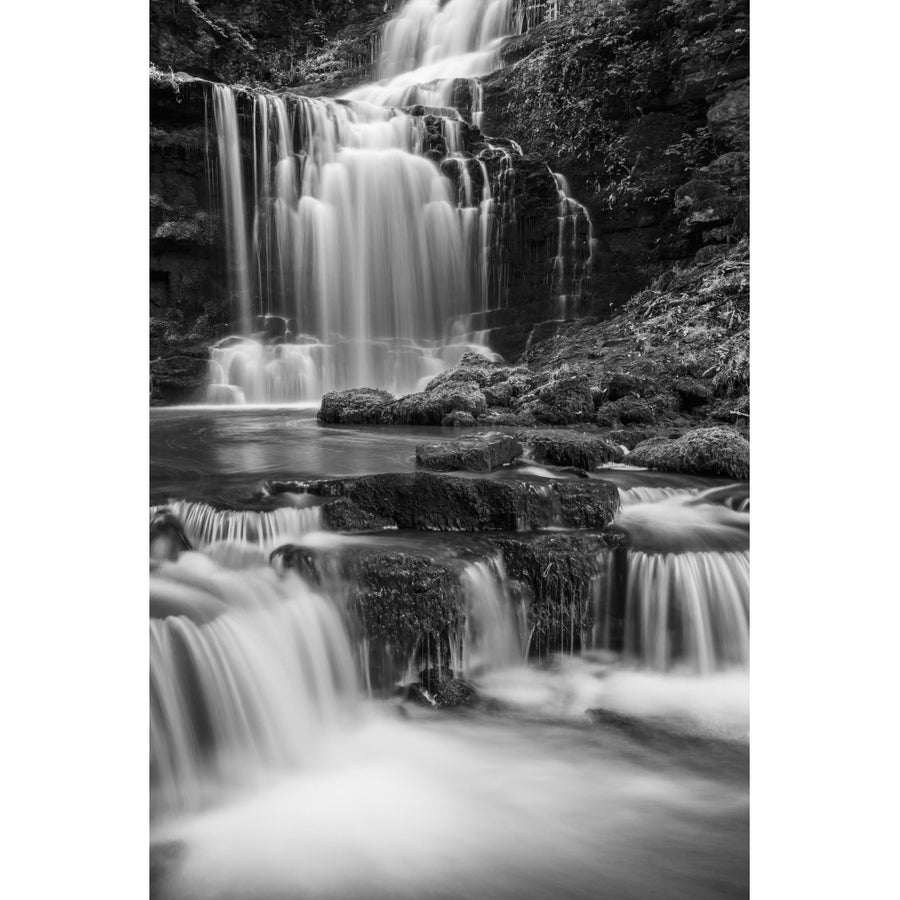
[
  {"left": 519, "top": 429, "right": 625, "bottom": 469},
  {"left": 317, "top": 388, "right": 394, "bottom": 424},
  {"left": 416, "top": 433, "right": 523, "bottom": 472},
  {"left": 302, "top": 472, "right": 620, "bottom": 531},
  {"left": 625, "top": 427, "right": 749, "bottom": 479},
  {"left": 320, "top": 498, "right": 396, "bottom": 532},
  {"left": 383, "top": 382, "right": 488, "bottom": 425},
  {"left": 349, "top": 551, "right": 465, "bottom": 650}
]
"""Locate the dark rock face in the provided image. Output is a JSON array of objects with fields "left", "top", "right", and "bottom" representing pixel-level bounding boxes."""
[
  {"left": 349, "top": 551, "right": 464, "bottom": 650},
  {"left": 385, "top": 383, "right": 488, "bottom": 425},
  {"left": 520, "top": 372, "right": 596, "bottom": 425},
  {"left": 519, "top": 430, "right": 625, "bottom": 470},
  {"left": 491, "top": 533, "right": 625, "bottom": 656},
  {"left": 149, "top": 354, "right": 208, "bottom": 404},
  {"left": 150, "top": 511, "right": 192, "bottom": 561},
  {"left": 318, "top": 388, "right": 394, "bottom": 425},
  {"left": 416, "top": 433, "right": 523, "bottom": 472},
  {"left": 320, "top": 498, "right": 396, "bottom": 532},
  {"left": 303, "top": 472, "right": 620, "bottom": 532},
  {"left": 416, "top": 667, "right": 478, "bottom": 707},
  {"left": 480, "top": 0, "right": 750, "bottom": 306},
  {"left": 626, "top": 426, "right": 749, "bottom": 479}
]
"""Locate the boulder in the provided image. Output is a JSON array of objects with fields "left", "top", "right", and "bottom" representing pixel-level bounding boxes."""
[
  {"left": 349, "top": 551, "right": 464, "bottom": 649},
  {"left": 416, "top": 433, "right": 523, "bottom": 472},
  {"left": 519, "top": 429, "right": 625, "bottom": 469},
  {"left": 490, "top": 533, "right": 624, "bottom": 656},
  {"left": 318, "top": 388, "right": 393, "bottom": 424},
  {"left": 519, "top": 371, "right": 595, "bottom": 425},
  {"left": 321, "top": 498, "right": 396, "bottom": 532},
  {"left": 303, "top": 472, "right": 620, "bottom": 531},
  {"left": 149, "top": 355, "right": 208, "bottom": 404},
  {"left": 625, "top": 426, "right": 749, "bottom": 479},
  {"left": 595, "top": 396, "right": 659, "bottom": 426},
  {"left": 418, "top": 666, "right": 478, "bottom": 707},
  {"left": 383, "top": 382, "right": 487, "bottom": 425},
  {"left": 150, "top": 510, "right": 191, "bottom": 562},
  {"left": 425, "top": 351, "right": 499, "bottom": 391},
  {"left": 441, "top": 411, "right": 477, "bottom": 427},
  {"left": 673, "top": 377, "right": 714, "bottom": 411}
]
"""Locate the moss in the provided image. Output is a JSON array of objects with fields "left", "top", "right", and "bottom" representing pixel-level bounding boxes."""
[{"left": 626, "top": 426, "right": 749, "bottom": 479}]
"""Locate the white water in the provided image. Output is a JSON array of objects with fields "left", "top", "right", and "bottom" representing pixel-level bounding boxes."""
[
  {"left": 153, "top": 500, "right": 321, "bottom": 551},
  {"left": 205, "top": 0, "right": 591, "bottom": 403},
  {"left": 623, "top": 551, "right": 750, "bottom": 674},
  {"left": 150, "top": 554, "right": 359, "bottom": 817},
  {"left": 458, "top": 555, "right": 524, "bottom": 674}
]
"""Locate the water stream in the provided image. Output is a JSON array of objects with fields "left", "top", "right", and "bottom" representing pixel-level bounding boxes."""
[
  {"left": 202, "top": 0, "right": 592, "bottom": 403},
  {"left": 150, "top": 2, "right": 749, "bottom": 896}
]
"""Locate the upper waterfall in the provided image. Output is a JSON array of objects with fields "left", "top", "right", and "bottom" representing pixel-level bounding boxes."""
[{"left": 205, "top": 0, "right": 588, "bottom": 404}]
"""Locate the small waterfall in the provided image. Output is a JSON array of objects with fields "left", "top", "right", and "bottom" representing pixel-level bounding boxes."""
[
  {"left": 458, "top": 555, "right": 523, "bottom": 674},
  {"left": 551, "top": 171, "right": 596, "bottom": 318},
  {"left": 203, "top": 0, "right": 597, "bottom": 404},
  {"left": 153, "top": 500, "right": 321, "bottom": 551},
  {"left": 622, "top": 551, "right": 750, "bottom": 674},
  {"left": 620, "top": 486, "right": 702, "bottom": 505},
  {"left": 150, "top": 554, "right": 359, "bottom": 817}
]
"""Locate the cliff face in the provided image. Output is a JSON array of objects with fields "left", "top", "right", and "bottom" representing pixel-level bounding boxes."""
[
  {"left": 481, "top": 0, "right": 749, "bottom": 301},
  {"left": 150, "top": 0, "right": 392, "bottom": 86}
]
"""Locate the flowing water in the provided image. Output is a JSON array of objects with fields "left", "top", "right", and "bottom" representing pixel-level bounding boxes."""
[
  {"left": 151, "top": 2, "right": 748, "bottom": 896},
  {"left": 150, "top": 405, "right": 749, "bottom": 899},
  {"left": 202, "top": 0, "right": 591, "bottom": 403}
]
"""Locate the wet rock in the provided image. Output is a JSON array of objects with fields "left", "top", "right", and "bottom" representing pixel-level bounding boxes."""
[
  {"left": 304, "top": 472, "right": 620, "bottom": 531},
  {"left": 519, "top": 429, "right": 625, "bottom": 469},
  {"left": 384, "top": 382, "right": 487, "bottom": 425},
  {"left": 491, "top": 533, "right": 619, "bottom": 656},
  {"left": 673, "top": 377, "right": 714, "bottom": 411},
  {"left": 607, "top": 428, "right": 655, "bottom": 449},
  {"left": 419, "top": 666, "right": 478, "bottom": 707},
  {"left": 321, "top": 498, "right": 396, "bottom": 532},
  {"left": 150, "top": 510, "right": 192, "bottom": 561},
  {"left": 605, "top": 372, "right": 657, "bottom": 401},
  {"left": 625, "top": 426, "right": 749, "bottom": 479},
  {"left": 425, "top": 351, "right": 499, "bottom": 390},
  {"left": 349, "top": 551, "right": 464, "bottom": 649},
  {"left": 519, "top": 371, "right": 595, "bottom": 425},
  {"left": 480, "top": 407, "right": 536, "bottom": 426},
  {"left": 707, "top": 84, "right": 750, "bottom": 151},
  {"left": 441, "top": 411, "right": 477, "bottom": 427},
  {"left": 595, "top": 396, "right": 659, "bottom": 426},
  {"left": 318, "top": 388, "right": 394, "bottom": 424},
  {"left": 416, "top": 433, "right": 523, "bottom": 472},
  {"left": 483, "top": 369, "right": 539, "bottom": 407},
  {"left": 149, "top": 355, "right": 208, "bottom": 404}
]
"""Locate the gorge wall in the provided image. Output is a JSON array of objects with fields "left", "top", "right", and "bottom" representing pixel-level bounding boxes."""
[{"left": 150, "top": 0, "right": 749, "bottom": 401}]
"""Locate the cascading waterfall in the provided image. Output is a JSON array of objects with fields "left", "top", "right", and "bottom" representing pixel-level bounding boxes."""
[
  {"left": 152, "top": 500, "right": 321, "bottom": 551},
  {"left": 551, "top": 171, "right": 596, "bottom": 318},
  {"left": 204, "top": 0, "right": 595, "bottom": 403},
  {"left": 457, "top": 555, "right": 524, "bottom": 674},
  {"left": 150, "top": 554, "right": 359, "bottom": 817},
  {"left": 622, "top": 550, "right": 750, "bottom": 673}
]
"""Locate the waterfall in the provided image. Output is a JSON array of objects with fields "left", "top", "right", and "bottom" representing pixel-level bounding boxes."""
[
  {"left": 150, "top": 554, "right": 359, "bottom": 817},
  {"left": 622, "top": 551, "right": 750, "bottom": 674},
  {"left": 458, "top": 555, "right": 524, "bottom": 674},
  {"left": 204, "top": 0, "right": 596, "bottom": 404},
  {"left": 152, "top": 500, "right": 321, "bottom": 551}
]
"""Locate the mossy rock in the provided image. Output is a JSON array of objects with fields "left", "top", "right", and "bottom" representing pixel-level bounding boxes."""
[{"left": 625, "top": 426, "right": 749, "bottom": 479}]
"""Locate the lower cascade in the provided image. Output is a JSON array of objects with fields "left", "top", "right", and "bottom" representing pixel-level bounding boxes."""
[
  {"left": 621, "top": 551, "right": 750, "bottom": 674},
  {"left": 150, "top": 555, "right": 359, "bottom": 818}
]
